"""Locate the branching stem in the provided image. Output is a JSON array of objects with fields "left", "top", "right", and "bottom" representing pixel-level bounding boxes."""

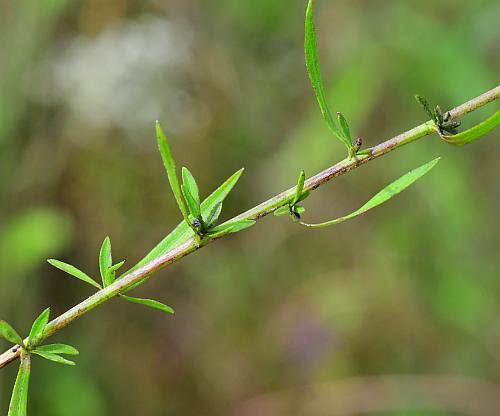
[{"left": 1, "top": 85, "right": 498, "bottom": 369}]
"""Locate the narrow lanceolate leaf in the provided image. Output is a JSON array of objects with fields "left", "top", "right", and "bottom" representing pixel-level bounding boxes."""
[
  {"left": 8, "top": 352, "right": 30, "bottom": 416},
  {"left": 181, "top": 167, "right": 200, "bottom": 207},
  {"left": 108, "top": 260, "right": 126, "bottom": 274},
  {"left": 296, "top": 190, "right": 311, "bottom": 203},
  {"left": 274, "top": 206, "right": 291, "bottom": 217},
  {"left": 47, "top": 259, "right": 101, "bottom": 290},
  {"left": 155, "top": 121, "right": 192, "bottom": 228},
  {"left": 181, "top": 184, "right": 201, "bottom": 219},
  {"left": 299, "top": 158, "right": 440, "bottom": 228},
  {"left": 0, "top": 321, "right": 24, "bottom": 346},
  {"left": 207, "top": 219, "right": 255, "bottom": 238},
  {"left": 293, "top": 170, "right": 306, "bottom": 206},
  {"left": 31, "top": 351, "right": 75, "bottom": 366},
  {"left": 205, "top": 202, "right": 223, "bottom": 227},
  {"left": 305, "top": 0, "right": 351, "bottom": 152},
  {"left": 99, "top": 236, "right": 113, "bottom": 287},
  {"left": 442, "top": 110, "right": 500, "bottom": 146},
  {"left": 201, "top": 169, "right": 244, "bottom": 218},
  {"left": 119, "top": 295, "right": 174, "bottom": 314},
  {"left": 27, "top": 308, "right": 50, "bottom": 347},
  {"left": 337, "top": 112, "right": 352, "bottom": 143},
  {"left": 33, "top": 344, "right": 79, "bottom": 355}
]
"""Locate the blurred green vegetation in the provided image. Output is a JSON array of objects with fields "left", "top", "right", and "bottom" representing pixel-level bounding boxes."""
[{"left": 0, "top": 0, "right": 499, "bottom": 415}]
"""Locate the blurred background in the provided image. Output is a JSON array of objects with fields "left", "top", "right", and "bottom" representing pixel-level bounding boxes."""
[{"left": 0, "top": 0, "right": 499, "bottom": 414}]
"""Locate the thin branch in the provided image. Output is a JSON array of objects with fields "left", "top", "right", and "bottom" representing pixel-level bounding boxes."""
[{"left": 1, "top": 85, "right": 498, "bottom": 369}]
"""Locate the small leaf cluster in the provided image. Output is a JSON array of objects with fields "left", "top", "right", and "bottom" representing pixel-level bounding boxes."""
[
  {"left": 1, "top": 309, "right": 79, "bottom": 366},
  {"left": 48, "top": 237, "right": 174, "bottom": 314},
  {"left": 415, "top": 94, "right": 461, "bottom": 135},
  {"left": 274, "top": 170, "right": 310, "bottom": 221},
  {"left": 1, "top": 309, "right": 79, "bottom": 415},
  {"left": 156, "top": 121, "right": 255, "bottom": 240},
  {"left": 305, "top": 0, "right": 362, "bottom": 159}
]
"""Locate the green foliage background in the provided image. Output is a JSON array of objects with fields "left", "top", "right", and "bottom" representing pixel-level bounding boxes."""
[{"left": 0, "top": 0, "right": 499, "bottom": 414}]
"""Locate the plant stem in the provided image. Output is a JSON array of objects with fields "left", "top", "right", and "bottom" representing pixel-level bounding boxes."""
[{"left": 0, "top": 85, "right": 498, "bottom": 369}]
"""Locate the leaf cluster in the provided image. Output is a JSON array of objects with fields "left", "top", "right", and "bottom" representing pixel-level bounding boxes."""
[
  {"left": 1, "top": 310, "right": 79, "bottom": 416},
  {"left": 415, "top": 94, "right": 461, "bottom": 135},
  {"left": 155, "top": 121, "right": 255, "bottom": 240}
]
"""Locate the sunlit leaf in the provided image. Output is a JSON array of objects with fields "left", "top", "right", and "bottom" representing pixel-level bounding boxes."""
[
  {"left": 0, "top": 321, "right": 23, "bottom": 346},
  {"left": 181, "top": 167, "right": 200, "bottom": 207},
  {"left": 47, "top": 259, "right": 101, "bottom": 290},
  {"left": 337, "top": 112, "right": 352, "bottom": 143},
  {"left": 274, "top": 206, "right": 291, "bottom": 217},
  {"left": 207, "top": 219, "right": 255, "bottom": 238},
  {"left": 32, "top": 350, "right": 75, "bottom": 366},
  {"left": 119, "top": 295, "right": 174, "bottom": 314},
  {"left": 296, "top": 190, "right": 311, "bottom": 203},
  {"left": 442, "top": 110, "right": 500, "bottom": 146},
  {"left": 181, "top": 184, "right": 201, "bottom": 220},
  {"left": 205, "top": 202, "right": 223, "bottom": 227},
  {"left": 7, "top": 353, "right": 30, "bottom": 416},
  {"left": 27, "top": 308, "right": 50, "bottom": 347},
  {"left": 299, "top": 158, "right": 440, "bottom": 228},
  {"left": 99, "top": 237, "right": 113, "bottom": 287},
  {"left": 33, "top": 344, "right": 79, "bottom": 356},
  {"left": 292, "top": 170, "right": 306, "bottom": 206},
  {"left": 200, "top": 168, "right": 244, "bottom": 219},
  {"left": 305, "top": 0, "right": 351, "bottom": 152},
  {"left": 155, "top": 121, "right": 191, "bottom": 227},
  {"left": 108, "top": 260, "right": 125, "bottom": 274}
]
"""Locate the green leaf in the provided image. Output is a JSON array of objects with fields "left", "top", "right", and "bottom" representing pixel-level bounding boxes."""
[
  {"left": 292, "top": 170, "right": 306, "bottom": 206},
  {"left": 27, "top": 308, "right": 50, "bottom": 347},
  {"left": 299, "top": 158, "right": 440, "bottom": 228},
  {"left": 229, "top": 220, "right": 256, "bottom": 233},
  {"left": 200, "top": 168, "right": 244, "bottom": 220},
  {"left": 124, "top": 168, "right": 244, "bottom": 281},
  {"left": 155, "top": 121, "right": 192, "bottom": 229},
  {"left": 99, "top": 236, "right": 113, "bottom": 287},
  {"left": 108, "top": 260, "right": 126, "bottom": 274},
  {"left": 0, "top": 321, "right": 24, "bottom": 346},
  {"left": 119, "top": 295, "right": 174, "bottom": 314},
  {"left": 207, "top": 219, "right": 255, "bottom": 238},
  {"left": 205, "top": 202, "right": 223, "bottom": 227},
  {"left": 294, "top": 205, "right": 306, "bottom": 215},
  {"left": 47, "top": 259, "right": 101, "bottom": 290},
  {"left": 442, "top": 110, "right": 500, "bottom": 146},
  {"left": 181, "top": 183, "right": 201, "bottom": 220},
  {"left": 305, "top": 0, "right": 351, "bottom": 152},
  {"left": 32, "top": 350, "right": 75, "bottom": 366},
  {"left": 296, "top": 190, "right": 311, "bottom": 203},
  {"left": 337, "top": 112, "right": 352, "bottom": 143},
  {"left": 274, "top": 206, "right": 291, "bottom": 217},
  {"left": 7, "top": 353, "right": 30, "bottom": 416},
  {"left": 181, "top": 167, "right": 200, "bottom": 206},
  {"left": 33, "top": 344, "right": 79, "bottom": 355}
]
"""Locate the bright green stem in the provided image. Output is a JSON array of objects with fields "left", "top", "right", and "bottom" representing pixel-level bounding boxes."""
[{"left": 0, "top": 85, "right": 498, "bottom": 370}]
